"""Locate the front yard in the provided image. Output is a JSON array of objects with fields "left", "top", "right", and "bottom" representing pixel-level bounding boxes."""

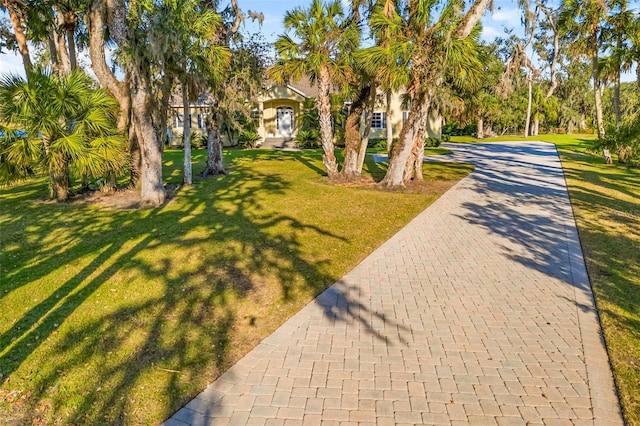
[{"left": 0, "top": 149, "right": 471, "bottom": 424}]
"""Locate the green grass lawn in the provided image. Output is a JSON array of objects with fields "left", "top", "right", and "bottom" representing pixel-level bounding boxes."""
[
  {"left": 0, "top": 148, "right": 472, "bottom": 424},
  {"left": 452, "top": 133, "right": 640, "bottom": 424}
]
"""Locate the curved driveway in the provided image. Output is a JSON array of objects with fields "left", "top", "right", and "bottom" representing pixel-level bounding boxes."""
[{"left": 165, "top": 142, "right": 622, "bottom": 425}]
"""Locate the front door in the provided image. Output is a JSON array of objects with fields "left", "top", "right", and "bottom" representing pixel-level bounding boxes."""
[{"left": 276, "top": 107, "right": 294, "bottom": 137}]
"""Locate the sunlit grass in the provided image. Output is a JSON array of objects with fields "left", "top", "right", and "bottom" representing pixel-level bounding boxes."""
[
  {"left": 0, "top": 148, "right": 471, "bottom": 424},
  {"left": 452, "top": 133, "right": 640, "bottom": 424}
]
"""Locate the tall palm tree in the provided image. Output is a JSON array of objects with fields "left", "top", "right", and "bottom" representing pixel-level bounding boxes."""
[
  {"left": 0, "top": 68, "right": 126, "bottom": 200},
  {"left": 169, "top": 0, "right": 226, "bottom": 186},
  {"left": 359, "top": 0, "right": 488, "bottom": 188},
  {"left": 269, "top": 0, "right": 360, "bottom": 178},
  {"left": 559, "top": 0, "right": 610, "bottom": 139}
]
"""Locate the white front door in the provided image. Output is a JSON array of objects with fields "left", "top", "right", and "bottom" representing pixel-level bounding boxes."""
[{"left": 276, "top": 107, "right": 294, "bottom": 137}]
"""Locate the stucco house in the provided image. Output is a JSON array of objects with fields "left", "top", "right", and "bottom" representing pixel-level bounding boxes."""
[
  {"left": 254, "top": 77, "right": 442, "bottom": 143},
  {"left": 168, "top": 78, "right": 442, "bottom": 147}
]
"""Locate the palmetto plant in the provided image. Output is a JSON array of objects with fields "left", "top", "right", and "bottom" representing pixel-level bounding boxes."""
[{"left": 0, "top": 68, "right": 126, "bottom": 200}]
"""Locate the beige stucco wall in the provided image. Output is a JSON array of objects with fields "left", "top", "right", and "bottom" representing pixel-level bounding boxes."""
[
  {"left": 261, "top": 100, "right": 301, "bottom": 138},
  {"left": 169, "top": 106, "right": 208, "bottom": 146},
  {"left": 367, "top": 92, "right": 442, "bottom": 141},
  {"left": 257, "top": 86, "right": 307, "bottom": 139}
]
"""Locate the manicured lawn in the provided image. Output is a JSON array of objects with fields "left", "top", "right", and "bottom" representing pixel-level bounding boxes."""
[
  {"left": 452, "top": 134, "right": 640, "bottom": 424},
  {"left": 0, "top": 148, "right": 472, "bottom": 424}
]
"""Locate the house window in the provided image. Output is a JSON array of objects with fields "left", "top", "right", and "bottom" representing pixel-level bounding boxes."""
[
  {"left": 402, "top": 111, "right": 409, "bottom": 124},
  {"left": 175, "top": 113, "right": 184, "bottom": 128},
  {"left": 197, "top": 114, "right": 203, "bottom": 129},
  {"left": 371, "top": 112, "right": 386, "bottom": 129}
]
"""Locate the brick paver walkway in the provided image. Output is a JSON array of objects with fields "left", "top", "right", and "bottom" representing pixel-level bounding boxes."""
[{"left": 165, "top": 142, "right": 622, "bottom": 425}]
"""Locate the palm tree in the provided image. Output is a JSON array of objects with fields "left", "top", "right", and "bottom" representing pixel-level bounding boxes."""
[
  {"left": 170, "top": 0, "right": 226, "bottom": 186},
  {"left": 359, "top": 0, "right": 488, "bottom": 188},
  {"left": 0, "top": 68, "right": 126, "bottom": 200},
  {"left": 269, "top": 0, "right": 359, "bottom": 178},
  {"left": 559, "top": 0, "right": 610, "bottom": 139}
]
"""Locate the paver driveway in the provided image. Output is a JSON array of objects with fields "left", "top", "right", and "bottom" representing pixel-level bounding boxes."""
[{"left": 165, "top": 142, "right": 622, "bottom": 425}]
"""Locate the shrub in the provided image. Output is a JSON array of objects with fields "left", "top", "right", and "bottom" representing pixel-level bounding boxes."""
[
  {"left": 425, "top": 137, "right": 441, "bottom": 147},
  {"left": 367, "top": 138, "right": 389, "bottom": 149},
  {"left": 238, "top": 130, "right": 261, "bottom": 149},
  {"left": 592, "top": 120, "right": 640, "bottom": 166},
  {"left": 295, "top": 130, "right": 320, "bottom": 149}
]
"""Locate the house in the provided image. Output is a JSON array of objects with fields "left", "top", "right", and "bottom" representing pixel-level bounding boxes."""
[
  {"left": 167, "top": 78, "right": 442, "bottom": 147},
  {"left": 255, "top": 78, "right": 318, "bottom": 140},
  {"left": 168, "top": 102, "right": 211, "bottom": 147},
  {"left": 255, "top": 78, "right": 442, "bottom": 143}
]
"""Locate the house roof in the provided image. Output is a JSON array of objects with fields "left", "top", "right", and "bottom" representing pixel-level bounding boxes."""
[{"left": 286, "top": 76, "right": 319, "bottom": 98}]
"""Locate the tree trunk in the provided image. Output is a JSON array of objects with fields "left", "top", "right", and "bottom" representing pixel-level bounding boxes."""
[
  {"left": 129, "top": 127, "right": 141, "bottom": 188},
  {"left": 87, "top": 0, "right": 128, "bottom": 109},
  {"left": 453, "top": 0, "right": 493, "bottom": 38},
  {"left": 591, "top": 32, "right": 605, "bottom": 139},
  {"left": 50, "top": 156, "right": 70, "bottom": 201},
  {"left": 55, "top": 10, "right": 72, "bottom": 75},
  {"left": 341, "top": 85, "right": 371, "bottom": 180},
  {"left": 356, "top": 84, "right": 376, "bottom": 173},
  {"left": 48, "top": 36, "right": 59, "bottom": 71},
  {"left": 317, "top": 67, "right": 338, "bottom": 177},
  {"left": 524, "top": 73, "right": 533, "bottom": 137},
  {"left": 531, "top": 117, "right": 539, "bottom": 136},
  {"left": 3, "top": 0, "right": 32, "bottom": 74},
  {"left": 182, "top": 86, "right": 192, "bottom": 186},
  {"left": 385, "top": 90, "right": 393, "bottom": 153},
  {"left": 66, "top": 26, "right": 78, "bottom": 70},
  {"left": 130, "top": 69, "right": 166, "bottom": 206},
  {"left": 202, "top": 109, "right": 227, "bottom": 176},
  {"left": 380, "top": 84, "right": 426, "bottom": 189},
  {"left": 405, "top": 132, "right": 425, "bottom": 182},
  {"left": 477, "top": 117, "right": 484, "bottom": 139},
  {"left": 404, "top": 101, "right": 429, "bottom": 183},
  {"left": 541, "top": 4, "right": 559, "bottom": 99},
  {"left": 614, "top": 67, "right": 621, "bottom": 131}
]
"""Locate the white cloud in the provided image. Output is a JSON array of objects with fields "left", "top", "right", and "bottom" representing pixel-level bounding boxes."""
[
  {"left": 490, "top": 8, "right": 522, "bottom": 28},
  {"left": 481, "top": 25, "right": 502, "bottom": 41}
]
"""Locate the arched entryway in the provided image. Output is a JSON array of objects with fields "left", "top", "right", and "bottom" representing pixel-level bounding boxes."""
[{"left": 276, "top": 106, "right": 294, "bottom": 137}]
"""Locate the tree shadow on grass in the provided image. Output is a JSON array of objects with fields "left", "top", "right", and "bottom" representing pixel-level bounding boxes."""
[{"left": 0, "top": 148, "right": 412, "bottom": 424}]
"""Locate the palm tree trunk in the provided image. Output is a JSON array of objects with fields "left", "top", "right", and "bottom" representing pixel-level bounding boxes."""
[
  {"left": 50, "top": 156, "right": 70, "bottom": 201},
  {"left": 477, "top": 117, "right": 484, "bottom": 139},
  {"left": 614, "top": 67, "right": 621, "bottom": 130},
  {"left": 129, "top": 126, "right": 141, "bottom": 188},
  {"left": 66, "top": 26, "right": 78, "bottom": 70},
  {"left": 532, "top": 117, "right": 539, "bottom": 136},
  {"left": 404, "top": 100, "right": 429, "bottom": 183},
  {"left": 341, "top": 85, "right": 371, "bottom": 180},
  {"left": 202, "top": 108, "right": 227, "bottom": 176},
  {"left": 524, "top": 73, "right": 533, "bottom": 137},
  {"left": 381, "top": 84, "right": 426, "bottom": 189},
  {"left": 48, "top": 36, "right": 59, "bottom": 70},
  {"left": 3, "top": 0, "right": 32, "bottom": 74},
  {"left": 182, "top": 84, "right": 192, "bottom": 186},
  {"left": 55, "top": 10, "right": 72, "bottom": 75},
  {"left": 356, "top": 84, "right": 376, "bottom": 173},
  {"left": 385, "top": 90, "right": 393, "bottom": 153},
  {"left": 591, "top": 33, "right": 606, "bottom": 139},
  {"left": 317, "top": 67, "right": 338, "bottom": 177}
]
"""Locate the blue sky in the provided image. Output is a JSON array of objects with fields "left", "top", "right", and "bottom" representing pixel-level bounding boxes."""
[
  {"left": 237, "top": 0, "right": 525, "bottom": 43},
  {"left": 0, "top": 0, "right": 525, "bottom": 76},
  {"left": 0, "top": 0, "right": 635, "bottom": 81}
]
